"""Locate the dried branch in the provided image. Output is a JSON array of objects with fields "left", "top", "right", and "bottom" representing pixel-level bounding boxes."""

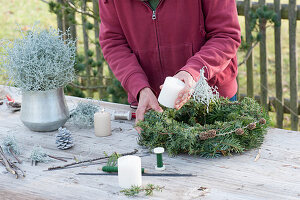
[
  {"left": 48, "top": 155, "right": 68, "bottom": 162},
  {"left": 65, "top": 0, "right": 98, "bottom": 20},
  {"left": 8, "top": 147, "right": 22, "bottom": 164},
  {"left": 47, "top": 149, "right": 138, "bottom": 171},
  {"left": 0, "top": 146, "right": 16, "bottom": 176},
  {"left": 39, "top": 0, "right": 98, "bottom": 20},
  {"left": 9, "top": 161, "right": 26, "bottom": 178},
  {"left": 238, "top": 41, "right": 259, "bottom": 67}
]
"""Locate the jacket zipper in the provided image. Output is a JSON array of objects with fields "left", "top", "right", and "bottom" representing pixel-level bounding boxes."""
[
  {"left": 152, "top": 11, "right": 156, "bottom": 20},
  {"left": 143, "top": 1, "right": 165, "bottom": 79}
]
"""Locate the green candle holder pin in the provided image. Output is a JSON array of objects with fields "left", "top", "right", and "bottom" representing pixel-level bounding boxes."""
[{"left": 154, "top": 147, "right": 165, "bottom": 171}]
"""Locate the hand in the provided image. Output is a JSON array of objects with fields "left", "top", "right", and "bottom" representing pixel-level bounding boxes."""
[
  {"left": 173, "top": 71, "right": 195, "bottom": 110},
  {"left": 135, "top": 88, "right": 163, "bottom": 132}
]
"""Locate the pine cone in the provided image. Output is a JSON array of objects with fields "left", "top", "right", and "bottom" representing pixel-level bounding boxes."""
[
  {"left": 199, "top": 130, "right": 217, "bottom": 140},
  {"left": 206, "top": 130, "right": 217, "bottom": 139},
  {"left": 235, "top": 128, "right": 244, "bottom": 135},
  {"left": 247, "top": 123, "right": 256, "bottom": 130},
  {"left": 199, "top": 132, "right": 208, "bottom": 140},
  {"left": 259, "top": 118, "right": 266, "bottom": 125},
  {"left": 56, "top": 127, "right": 74, "bottom": 150}
]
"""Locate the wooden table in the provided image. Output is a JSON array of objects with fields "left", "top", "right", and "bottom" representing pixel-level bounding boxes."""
[{"left": 1, "top": 87, "right": 300, "bottom": 200}]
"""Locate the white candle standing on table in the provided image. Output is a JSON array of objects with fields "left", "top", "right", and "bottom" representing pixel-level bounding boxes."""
[
  {"left": 158, "top": 77, "right": 185, "bottom": 108},
  {"left": 94, "top": 111, "right": 111, "bottom": 137},
  {"left": 118, "top": 155, "right": 142, "bottom": 189}
]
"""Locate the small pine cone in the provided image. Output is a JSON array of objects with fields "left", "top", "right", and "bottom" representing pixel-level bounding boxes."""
[
  {"left": 56, "top": 127, "right": 74, "bottom": 150},
  {"left": 259, "top": 118, "right": 266, "bottom": 125},
  {"left": 199, "top": 132, "right": 208, "bottom": 140},
  {"left": 206, "top": 130, "right": 217, "bottom": 139},
  {"left": 247, "top": 123, "right": 256, "bottom": 130},
  {"left": 199, "top": 130, "right": 216, "bottom": 140},
  {"left": 235, "top": 128, "right": 244, "bottom": 135}
]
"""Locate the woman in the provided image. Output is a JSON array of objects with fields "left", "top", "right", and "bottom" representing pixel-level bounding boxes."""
[{"left": 99, "top": 0, "right": 241, "bottom": 123}]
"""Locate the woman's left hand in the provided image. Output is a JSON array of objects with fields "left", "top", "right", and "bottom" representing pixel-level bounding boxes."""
[{"left": 173, "top": 71, "right": 195, "bottom": 110}]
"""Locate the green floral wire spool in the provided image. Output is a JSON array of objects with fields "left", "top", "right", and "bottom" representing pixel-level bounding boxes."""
[
  {"left": 137, "top": 97, "right": 268, "bottom": 158},
  {"left": 154, "top": 147, "right": 165, "bottom": 170}
]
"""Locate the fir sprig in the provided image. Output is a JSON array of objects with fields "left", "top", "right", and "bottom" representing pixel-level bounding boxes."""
[{"left": 120, "top": 184, "right": 164, "bottom": 197}]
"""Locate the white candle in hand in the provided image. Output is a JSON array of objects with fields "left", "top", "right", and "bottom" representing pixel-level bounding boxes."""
[
  {"left": 158, "top": 77, "right": 185, "bottom": 108},
  {"left": 94, "top": 111, "right": 111, "bottom": 137},
  {"left": 118, "top": 155, "right": 142, "bottom": 189}
]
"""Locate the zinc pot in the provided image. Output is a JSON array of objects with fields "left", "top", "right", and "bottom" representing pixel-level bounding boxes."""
[{"left": 20, "top": 88, "right": 69, "bottom": 132}]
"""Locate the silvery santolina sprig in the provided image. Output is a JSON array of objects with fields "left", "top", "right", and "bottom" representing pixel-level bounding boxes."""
[
  {"left": 0, "top": 25, "right": 76, "bottom": 91},
  {"left": 192, "top": 67, "right": 219, "bottom": 112}
]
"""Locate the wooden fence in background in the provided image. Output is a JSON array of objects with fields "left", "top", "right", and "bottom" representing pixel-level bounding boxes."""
[
  {"left": 53, "top": 0, "right": 299, "bottom": 131},
  {"left": 236, "top": 0, "right": 299, "bottom": 131}
]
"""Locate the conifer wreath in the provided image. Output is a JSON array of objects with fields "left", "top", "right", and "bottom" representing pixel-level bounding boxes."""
[{"left": 137, "top": 70, "right": 268, "bottom": 158}]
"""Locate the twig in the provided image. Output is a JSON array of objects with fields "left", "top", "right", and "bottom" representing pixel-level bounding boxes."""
[
  {"left": 44, "top": 153, "right": 150, "bottom": 171},
  {"left": 9, "top": 161, "right": 26, "bottom": 178},
  {"left": 159, "top": 133, "right": 175, "bottom": 135},
  {"left": 0, "top": 146, "right": 16, "bottom": 175},
  {"left": 47, "top": 149, "right": 138, "bottom": 171},
  {"left": 238, "top": 41, "right": 259, "bottom": 67},
  {"left": 44, "top": 160, "right": 107, "bottom": 171},
  {"left": 65, "top": 0, "right": 98, "bottom": 20},
  {"left": 48, "top": 155, "right": 67, "bottom": 162},
  {"left": 39, "top": 0, "right": 98, "bottom": 20},
  {"left": 8, "top": 147, "right": 22, "bottom": 164}
]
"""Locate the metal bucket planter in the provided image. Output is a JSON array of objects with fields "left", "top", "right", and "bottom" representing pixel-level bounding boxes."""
[{"left": 20, "top": 88, "right": 69, "bottom": 132}]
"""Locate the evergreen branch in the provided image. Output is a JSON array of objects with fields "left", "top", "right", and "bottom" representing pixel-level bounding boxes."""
[{"left": 120, "top": 184, "right": 164, "bottom": 197}]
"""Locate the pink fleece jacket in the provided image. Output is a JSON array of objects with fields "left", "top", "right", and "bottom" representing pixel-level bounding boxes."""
[{"left": 99, "top": 0, "right": 241, "bottom": 105}]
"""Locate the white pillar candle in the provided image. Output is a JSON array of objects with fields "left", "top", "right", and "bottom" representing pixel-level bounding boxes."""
[
  {"left": 158, "top": 77, "right": 185, "bottom": 108},
  {"left": 94, "top": 111, "right": 111, "bottom": 137},
  {"left": 118, "top": 155, "right": 142, "bottom": 189}
]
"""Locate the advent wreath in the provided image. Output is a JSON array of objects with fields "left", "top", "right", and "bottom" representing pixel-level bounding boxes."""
[{"left": 137, "top": 69, "right": 268, "bottom": 158}]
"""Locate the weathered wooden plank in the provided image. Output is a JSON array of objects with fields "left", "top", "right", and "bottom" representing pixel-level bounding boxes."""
[
  {"left": 245, "top": 0, "right": 254, "bottom": 98},
  {"left": 236, "top": 1, "right": 300, "bottom": 20},
  {"left": 259, "top": 0, "right": 268, "bottom": 113},
  {"left": 289, "top": 0, "right": 299, "bottom": 131},
  {"left": 274, "top": 0, "right": 283, "bottom": 129},
  {"left": 81, "top": 0, "right": 92, "bottom": 98}
]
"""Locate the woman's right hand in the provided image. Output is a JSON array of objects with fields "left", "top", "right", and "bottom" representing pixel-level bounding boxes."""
[{"left": 135, "top": 87, "right": 163, "bottom": 129}]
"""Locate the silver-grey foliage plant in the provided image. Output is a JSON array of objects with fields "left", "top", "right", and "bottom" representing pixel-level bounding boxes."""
[
  {"left": 70, "top": 101, "right": 100, "bottom": 128},
  {"left": 30, "top": 145, "right": 50, "bottom": 163},
  {"left": 2, "top": 135, "right": 20, "bottom": 155},
  {"left": 0, "top": 25, "right": 76, "bottom": 91}
]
